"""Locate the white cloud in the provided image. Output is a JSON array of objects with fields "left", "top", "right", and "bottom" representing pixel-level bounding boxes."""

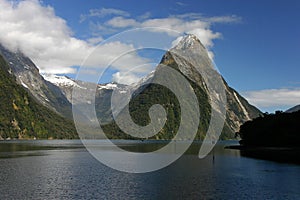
[
  {"left": 176, "top": 2, "right": 188, "bottom": 7},
  {"left": 207, "top": 15, "right": 242, "bottom": 23},
  {"left": 90, "top": 8, "right": 130, "bottom": 17},
  {"left": 0, "top": 0, "right": 240, "bottom": 84},
  {"left": 243, "top": 88, "right": 300, "bottom": 108},
  {"left": 100, "top": 14, "right": 239, "bottom": 59},
  {"left": 90, "top": 22, "right": 118, "bottom": 35},
  {"left": 111, "top": 63, "right": 156, "bottom": 84},
  {"left": 87, "top": 36, "right": 104, "bottom": 45},
  {"left": 188, "top": 28, "right": 221, "bottom": 48},
  {"left": 138, "top": 12, "right": 151, "bottom": 20},
  {"left": 80, "top": 8, "right": 130, "bottom": 22},
  {"left": 0, "top": 0, "right": 147, "bottom": 75},
  {"left": 106, "top": 17, "right": 139, "bottom": 28},
  {"left": 112, "top": 72, "right": 140, "bottom": 85}
]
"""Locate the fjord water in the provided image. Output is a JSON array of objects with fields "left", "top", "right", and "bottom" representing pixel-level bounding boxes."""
[{"left": 0, "top": 140, "right": 299, "bottom": 199}]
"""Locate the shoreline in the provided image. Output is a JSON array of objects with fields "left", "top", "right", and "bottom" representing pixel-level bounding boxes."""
[{"left": 226, "top": 145, "right": 300, "bottom": 164}]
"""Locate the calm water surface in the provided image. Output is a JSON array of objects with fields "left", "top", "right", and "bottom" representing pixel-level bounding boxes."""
[{"left": 0, "top": 140, "right": 299, "bottom": 199}]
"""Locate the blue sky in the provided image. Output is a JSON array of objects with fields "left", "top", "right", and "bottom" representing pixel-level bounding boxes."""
[{"left": 0, "top": 0, "right": 299, "bottom": 112}]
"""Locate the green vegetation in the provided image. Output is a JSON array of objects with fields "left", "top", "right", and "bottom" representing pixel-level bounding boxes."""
[
  {"left": 102, "top": 81, "right": 208, "bottom": 140},
  {"left": 0, "top": 55, "right": 78, "bottom": 139},
  {"left": 102, "top": 53, "right": 235, "bottom": 140},
  {"left": 237, "top": 110, "right": 300, "bottom": 147}
]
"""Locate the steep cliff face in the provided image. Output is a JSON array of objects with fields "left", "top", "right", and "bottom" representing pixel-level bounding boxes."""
[
  {"left": 1, "top": 34, "right": 261, "bottom": 140},
  {"left": 166, "top": 34, "right": 261, "bottom": 133},
  {"left": 0, "top": 44, "right": 72, "bottom": 118},
  {"left": 101, "top": 34, "right": 262, "bottom": 139},
  {"left": 0, "top": 54, "right": 77, "bottom": 139}
]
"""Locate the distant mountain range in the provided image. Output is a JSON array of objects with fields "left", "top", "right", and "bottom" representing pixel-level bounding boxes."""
[{"left": 0, "top": 35, "right": 262, "bottom": 140}]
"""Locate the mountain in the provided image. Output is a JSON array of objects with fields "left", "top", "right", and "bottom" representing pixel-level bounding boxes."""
[
  {"left": 42, "top": 74, "right": 129, "bottom": 124},
  {"left": 0, "top": 44, "right": 125, "bottom": 126},
  {"left": 285, "top": 105, "right": 300, "bottom": 113},
  {"left": 166, "top": 35, "right": 261, "bottom": 135},
  {"left": 0, "top": 44, "right": 72, "bottom": 119},
  {"left": 42, "top": 74, "right": 126, "bottom": 104},
  {"left": 42, "top": 74, "right": 84, "bottom": 104},
  {"left": 1, "top": 34, "right": 261, "bottom": 140},
  {"left": 0, "top": 54, "right": 77, "bottom": 140},
  {"left": 45, "top": 34, "right": 261, "bottom": 140},
  {"left": 100, "top": 35, "right": 262, "bottom": 139}
]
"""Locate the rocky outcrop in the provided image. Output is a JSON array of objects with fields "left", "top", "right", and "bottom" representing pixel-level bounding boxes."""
[{"left": 0, "top": 44, "right": 72, "bottom": 119}]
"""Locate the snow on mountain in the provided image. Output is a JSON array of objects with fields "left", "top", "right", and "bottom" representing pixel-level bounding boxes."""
[
  {"left": 0, "top": 44, "right": 72, "bottom": 118},
  {"left": 163, "top": 34, "right": 261, "bottom": 135},
  {"left": 174, "top": 34, "right": 205, "bottom": 50},
  {"left": 98, "top": 83, "right": 118, "bottom": 90},
  {"left": 43, "top": 74, "right": 122, "bottom": 91},
  {"left": 42, "top": 74, "right": 79, "bottom": 87}
]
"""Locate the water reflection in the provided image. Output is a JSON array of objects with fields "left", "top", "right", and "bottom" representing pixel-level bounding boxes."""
[{"left": 0, "top": 140, "right": 299, "bottom": 199}]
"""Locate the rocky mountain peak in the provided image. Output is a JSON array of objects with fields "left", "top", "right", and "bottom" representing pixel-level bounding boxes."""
[
  {"left": 157, "top": 34, "right": 262, "bottom": 137},
  {"left": 0, "top": 36, "right": 262, "bottom": 139},
  {"left": 170, "top": 34, "right": 212, "bottom": 66},
  {"left": 173, "top": 34, "right": 205, "bottom": 51},
  {"left": 159, "top": 34, "right": 214, "bottom": 88}
]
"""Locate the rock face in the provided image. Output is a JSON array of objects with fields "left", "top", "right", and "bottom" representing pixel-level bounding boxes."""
[
  {"left": 0, "top": 44, "right": 118, "bottom": 124},
  {"left": 0, "top": 54, "right": 77, "bottom": 139},
  {"left": 42, "top": 74, "right": 129, "bottom": 124},
  {"left": 0, "top": 35, "right": 262, "bottom": 140},
  {"left": 0, "top": 44, "right": 72, "bottom": 119},
  {"left": 161, "top": 34, "right": 262, "bottom": 138},
  {"left": 41, "top": 34, "right": 261, "bottom": 139},
  {"left": 99, "top": 34, "right": 262, "bottom": 139}
]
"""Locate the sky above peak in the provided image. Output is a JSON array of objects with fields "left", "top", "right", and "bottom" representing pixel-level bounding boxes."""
[{"left": 0, "top": 0, "right": 299, "bottom": 112}]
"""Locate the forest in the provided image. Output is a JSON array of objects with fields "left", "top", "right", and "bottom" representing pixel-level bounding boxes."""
[{"left": 238, "top": 110, "right": 300, "bottom": 147}]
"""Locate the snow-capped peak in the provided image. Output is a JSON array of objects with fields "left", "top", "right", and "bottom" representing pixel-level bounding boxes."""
[
  {"left": 174, "top": 34, "right": 203, "bottom": 50},
  {"left": 98, "top": 83, "right": 118, "bottom": 90},
  {"left": 42, "top": 74, "right": 78, "bottom": 87}
]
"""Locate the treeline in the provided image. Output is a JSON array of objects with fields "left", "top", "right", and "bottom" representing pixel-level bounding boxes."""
[
  {"left": 237, "top": 110, "right": 300, "bottom": 147},
  {"left": 102, "top": 80, "right": 211, "bottom": 140},
  {"left": 102, "top": 55, "right": 234, "bottom": 140}
]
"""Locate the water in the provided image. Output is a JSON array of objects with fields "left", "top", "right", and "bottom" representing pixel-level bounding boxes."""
[{"left": 0, "top": 140, "right": 299, "bottom": 199}]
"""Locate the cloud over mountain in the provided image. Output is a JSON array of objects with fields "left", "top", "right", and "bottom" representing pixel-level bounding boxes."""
[
  {"left": 243, "top": 88, "right": 300, "bottom": 110},
  {"left": 0, "top": 0, "right": 239, "bottom": 83},
  {"left": 0, "top": 0, "right": 147, "bottom": 74}
]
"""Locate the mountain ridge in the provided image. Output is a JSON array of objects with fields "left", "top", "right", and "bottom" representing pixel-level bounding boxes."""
[
  {"left": 99, "top": 34, "right": 262, "bottom": 139},
  {"left": 0, "top": 35, "right": 262, "bottom": 140},
  {"left": 0, "top": 44, "right": 72, "bottom": 119},
  {"left": 285, "top": 104, "right": 300, "bottom": 113},
  {"left": 0, "top": 54, "right": 77, "bottom": 139}
]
